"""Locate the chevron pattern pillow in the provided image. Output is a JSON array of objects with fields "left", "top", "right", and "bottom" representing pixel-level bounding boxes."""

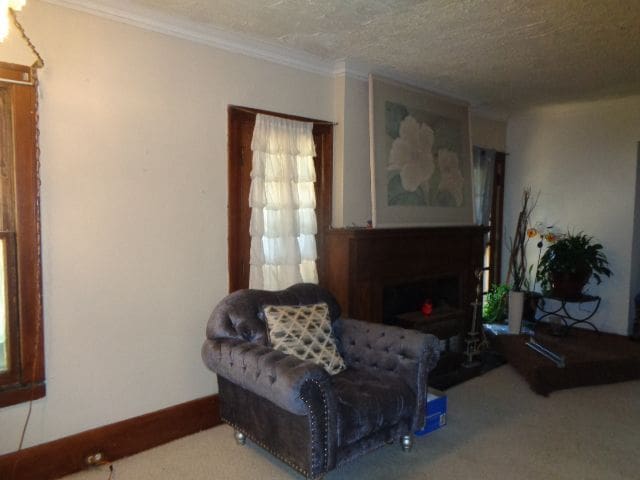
[{"left": 263, "top": 302, "right": 346, "bottom": 375}]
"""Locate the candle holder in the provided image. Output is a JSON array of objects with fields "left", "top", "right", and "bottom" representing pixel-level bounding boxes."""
[{"left": 463, "top": 269, "right": 488, "bottom": 368}]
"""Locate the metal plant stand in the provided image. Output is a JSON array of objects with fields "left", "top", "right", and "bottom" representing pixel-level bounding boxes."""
[{"left": 534, "top": 294, "right": 601, "bottom": 334}]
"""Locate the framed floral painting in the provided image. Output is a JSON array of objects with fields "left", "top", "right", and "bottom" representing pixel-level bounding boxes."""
[{"left": 369, "top": 75, "right": 474, "bottom": 227}]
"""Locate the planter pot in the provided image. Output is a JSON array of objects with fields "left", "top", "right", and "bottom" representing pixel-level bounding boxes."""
[
  {"left": 508, "top": 290, "right": 525, "bottom": 334},
  {"left": 550, "top": 271, "right": 590, "bottom": 299}
]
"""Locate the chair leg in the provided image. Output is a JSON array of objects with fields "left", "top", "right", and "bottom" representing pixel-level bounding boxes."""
[
  {"left": 234, "top": 430, "right": 246, "bottom": 446},
  {"left": 401, "top": 434, "right": 413, "bottom": 452}
]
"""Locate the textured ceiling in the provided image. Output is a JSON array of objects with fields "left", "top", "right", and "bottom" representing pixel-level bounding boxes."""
[{"left": 91, "top": 0, "right": 640, "bottom": 115}]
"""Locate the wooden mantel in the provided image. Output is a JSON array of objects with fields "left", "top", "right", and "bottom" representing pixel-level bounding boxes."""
[{"left": 321, "top": 226, "right": 486, "bottom": 340}]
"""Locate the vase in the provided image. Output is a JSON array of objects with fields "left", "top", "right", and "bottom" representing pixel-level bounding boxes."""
[{"left": 508, "top": 290, "right": 525, "bottom": 334}]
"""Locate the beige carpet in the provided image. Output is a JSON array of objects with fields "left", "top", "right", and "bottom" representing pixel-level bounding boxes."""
[{"left": 64, "top": 366, "right": 640, "bottom": 480}]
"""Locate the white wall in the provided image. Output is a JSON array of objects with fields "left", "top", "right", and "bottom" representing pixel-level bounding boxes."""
[
  {"left": 0, "top": 2, "right": 334, "bottom": 454},
  {"left": 332, "top": 75, "right": 372, "bottom": 227},
  {"left": 505, "top": 95, "right": 640, "bottom": 335},
  {"left": 470, "top": 113, "right": 507, "bottom": 152},
  {"left": 332, "top": 75, "right": 346, "bottom": 227}
]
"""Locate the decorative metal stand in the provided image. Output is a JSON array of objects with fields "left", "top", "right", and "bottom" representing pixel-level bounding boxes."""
[
  {"left": 534, "top": 294, "right": 601, "bottom": 335},
  {"left": 463, "top": 269, "right": 488, "bottom": 368}
]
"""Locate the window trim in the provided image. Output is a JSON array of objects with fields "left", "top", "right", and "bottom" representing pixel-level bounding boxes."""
[
  {"left": 0, "top": 62, "right": 45, "bottom": 408},
  {"left": 227, "top": 106, "right": 333, "bottom": 292}
]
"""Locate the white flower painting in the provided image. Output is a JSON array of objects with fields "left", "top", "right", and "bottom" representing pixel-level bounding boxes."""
[
  {"left": 388, "top": 116, "right": 435, "bottom": 193},
  {"left": 369, "top": 75, "right": 473, "bottom": 226},
  {"left": 436, "top": 148, "right": 464, "bottom": 206},
  {"left": 385, "top": 103, "right": 466, "bottom": 208}
]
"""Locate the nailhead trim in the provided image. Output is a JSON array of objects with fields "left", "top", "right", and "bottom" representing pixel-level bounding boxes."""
[
  {"left": 222, "top": 417, "right": 313, "bottom": 478},
  {"left": 299, "top": 378, "right": 330, "bottom": 478}
]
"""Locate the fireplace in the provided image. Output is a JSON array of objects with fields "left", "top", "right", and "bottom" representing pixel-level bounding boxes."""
[
  {"left": 383, "top": 275, "right": 464, "bottom": 340},
  {"left": 322, "top": 226, "right": 486, "bottom": 347}
]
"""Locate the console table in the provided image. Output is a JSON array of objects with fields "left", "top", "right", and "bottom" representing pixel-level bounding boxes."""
[{"left": 534, "top": 294, "right": 601, "bottom": 334}]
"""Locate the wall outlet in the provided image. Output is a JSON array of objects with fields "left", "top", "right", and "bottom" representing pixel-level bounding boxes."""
[{"left": 85, "top": 452, "right": 104, "bottom": 465}]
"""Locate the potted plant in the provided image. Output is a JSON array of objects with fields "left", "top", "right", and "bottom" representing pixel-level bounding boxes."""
[
  {"left": 536, "top": 232, "right": 612, "bottom": 299},
  {"left": 483, "top": 284, "right": 510, "bottom": 323}
]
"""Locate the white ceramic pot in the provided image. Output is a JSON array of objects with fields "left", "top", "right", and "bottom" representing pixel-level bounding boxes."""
[{"left": 508, "top": 290, "right": 525, "bottom": 334}]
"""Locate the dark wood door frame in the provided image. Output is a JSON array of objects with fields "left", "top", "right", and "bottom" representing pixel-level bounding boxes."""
[
  {"left": 227, "top": 106, "right": 333, "bottom": 292},
  {"left": 489, "top": 152, "right": 506, "bottom": 287}
]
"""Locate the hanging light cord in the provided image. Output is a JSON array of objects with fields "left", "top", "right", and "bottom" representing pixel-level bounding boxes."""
[{"left": 9, "top": 8, "right": 44, "bottom": 69}]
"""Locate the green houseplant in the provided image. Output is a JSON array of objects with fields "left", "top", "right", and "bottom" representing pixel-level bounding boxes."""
[
  {"left": 483, "top": 284, "right": 510, "bottom": 323},
  {"left": 536, "top": 232, "right": 612, "bottom": 298}
]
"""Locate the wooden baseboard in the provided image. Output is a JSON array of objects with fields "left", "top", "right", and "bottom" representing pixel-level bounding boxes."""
[{"left": 0, "top": 394, "right": 220, "bottom": 480}]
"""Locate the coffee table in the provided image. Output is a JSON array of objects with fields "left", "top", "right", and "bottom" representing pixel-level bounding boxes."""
[{"left": 492, "top": 324, "right": 640, "bottom": 395}]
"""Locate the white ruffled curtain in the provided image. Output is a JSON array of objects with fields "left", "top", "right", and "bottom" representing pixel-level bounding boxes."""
[
  {"left": 472, "top": 146, "right": 496, "bottom": 226},
  {"left": 249, "top": 114, "right": 318, "bottom": 290}
]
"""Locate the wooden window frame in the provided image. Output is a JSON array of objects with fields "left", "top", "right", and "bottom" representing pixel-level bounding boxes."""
[
  {"left": 0, "top": 62, "right": 45, "bottom": 407},
  {"left": 227, "top": 106, "right": 333, "bottom": 292}
]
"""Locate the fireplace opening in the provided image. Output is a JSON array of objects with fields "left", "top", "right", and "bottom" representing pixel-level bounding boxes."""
[{"left": 383, "top": 275, "right": 465, "bottom": 341}]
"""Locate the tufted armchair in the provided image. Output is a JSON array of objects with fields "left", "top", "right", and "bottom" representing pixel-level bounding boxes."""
[{"left": 201, "top": 284, "right": 440, "bottom": 479}]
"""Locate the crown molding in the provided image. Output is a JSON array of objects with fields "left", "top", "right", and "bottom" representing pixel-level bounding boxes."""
[
  {"left": 333, "top": 59, "right": 497, "bottom": 115},
  {"left": 41, "top": 0, "right": 494, "bottom": 114},
  {"left": 332, "top": 59, "right": 369, "bottom": 81},
  {"left": 42, "top": 0, "right": 336, "bottom": 77}
]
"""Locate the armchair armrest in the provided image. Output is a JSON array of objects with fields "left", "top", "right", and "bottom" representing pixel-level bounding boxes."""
[
  {"left": 334, "top": 318, "right": 440, "bottom": 430},
  {"left": 202, "top": 337, "right": 332, "bottom": 415}
]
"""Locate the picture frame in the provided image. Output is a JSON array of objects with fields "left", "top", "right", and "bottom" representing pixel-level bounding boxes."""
[{"left": 369, "top": 75, "right": 474, "bottom": 227}]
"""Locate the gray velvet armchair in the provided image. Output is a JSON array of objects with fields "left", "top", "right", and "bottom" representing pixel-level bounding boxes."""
[{"left": 201, "top": 284, "right": 440, "bottom": 479}]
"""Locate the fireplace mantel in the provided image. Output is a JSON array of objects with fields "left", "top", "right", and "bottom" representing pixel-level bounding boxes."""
[{"left": 322, "top": 226, "right": 486, "bottom": 340}]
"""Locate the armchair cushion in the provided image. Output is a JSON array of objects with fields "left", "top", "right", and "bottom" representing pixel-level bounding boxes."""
[{"left": 264, "top": 302, "right": 346, "bottom": 375}]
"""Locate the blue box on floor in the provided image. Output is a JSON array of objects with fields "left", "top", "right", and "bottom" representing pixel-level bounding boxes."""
[{"left": 415, "top": 388, "right": 447, "bottom": 436}]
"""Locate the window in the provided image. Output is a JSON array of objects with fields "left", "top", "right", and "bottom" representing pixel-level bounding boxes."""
[
  {"left": 227, "top": 106, "right": 333, "bottom": 292},
  {"left": 0, "top": 62, "right": 45, "bottom": 407}
]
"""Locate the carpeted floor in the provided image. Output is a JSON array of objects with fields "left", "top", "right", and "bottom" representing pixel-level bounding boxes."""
[{"left": 64, "top": 366, "right": 640, "bottom": 480}]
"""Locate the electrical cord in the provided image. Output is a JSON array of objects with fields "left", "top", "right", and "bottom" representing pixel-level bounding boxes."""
[
  {"left": 93, "top": 461, "right": 114, "bottom": 480},
  {"left": 91, "top": 460, "right": 114, "bottom": 480}
]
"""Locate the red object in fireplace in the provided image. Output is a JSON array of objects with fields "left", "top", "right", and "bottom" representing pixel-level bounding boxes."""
[{"left": 421, "top": 300, "right": 433, "bottom": 317}]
